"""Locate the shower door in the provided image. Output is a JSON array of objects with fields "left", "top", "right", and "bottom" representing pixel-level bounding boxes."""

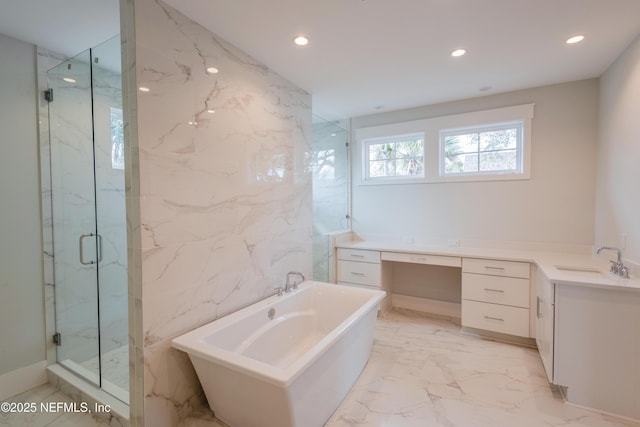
[
  {"left": 49, "top": 49, "right": 101, "bottom": 385},
  {"left": 49, "top": 35, "right": 128, "bottom": 403}
]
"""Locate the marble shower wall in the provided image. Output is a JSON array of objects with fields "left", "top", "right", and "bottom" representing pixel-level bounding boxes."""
[{"left": 123, "top": 0, "right": 313, "bottom": 425}]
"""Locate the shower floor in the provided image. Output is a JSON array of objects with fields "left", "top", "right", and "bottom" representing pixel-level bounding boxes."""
[{"left": 60, "top": 344, "right": 129, "bottom": 404}]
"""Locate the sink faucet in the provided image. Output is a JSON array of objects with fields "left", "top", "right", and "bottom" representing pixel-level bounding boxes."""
[
  {"left": 596, "top": 246, "right": 629, "bottom": 278},
  {"left": 285, "top": 271, "right": 305, "bottom": 292}
]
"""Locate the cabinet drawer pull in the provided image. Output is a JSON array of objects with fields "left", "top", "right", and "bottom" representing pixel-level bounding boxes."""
[
  {"left": 411, "top": 257, "right": 427, "bottom": 261},
  {"left": 484, "top": 266, "right": 505, "bottom": 271},
  {"left": 350, "top": 272, "right": 365, "bottom": 276},
  {"left": 536, "top": 296, "right": 543, "bottom": 319},
  {"left": 350, "top": 254, "right": 365, "bottom": 258},
  {"left": 484, "top": 316, "right": 504, "bottom": 322},
  {"left": 483, "top": 288, "right": 504, "bottom": 293}
]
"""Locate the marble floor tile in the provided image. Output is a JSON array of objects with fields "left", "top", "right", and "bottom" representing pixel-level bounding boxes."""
[
  {"left": 5, "top": 310, "right": 637, "bottom": 426},
  {"left": 0, "top": 384, "right": 108, "bottom": 427},
  {"left": 325, "top": 309, "right": 637, "bottom": 427}
]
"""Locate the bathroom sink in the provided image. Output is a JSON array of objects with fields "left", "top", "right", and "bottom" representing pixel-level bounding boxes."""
[{"left": 554, "top": 265, "right": 603, "bottom": 277}]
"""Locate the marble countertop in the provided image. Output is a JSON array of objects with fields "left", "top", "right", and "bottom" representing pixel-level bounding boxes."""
[{"left": 336, "top": 240, "right": 640, "bottom": 291}]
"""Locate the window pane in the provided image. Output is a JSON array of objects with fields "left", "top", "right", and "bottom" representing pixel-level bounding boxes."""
[
  {"left": 479, "top": 128, "right": 517, "bottom": 151},
  {"left": 445, "top": 153, "right": 478, "bottom": 173},
  {"left": 369, "top": 143, "right": 395, "bottom": 160},
  {"left": 110, "top": 107, "right": 124, "bottom": 170},
  {"left": 365, "top": 134, "right": 424, "bottom": 179},
  {"left": 396, "top": 157, "right": 424, "bottom": 176},
  {"left": 369, "top": 159, "right": 396, "bottom": 177},
  {"left": 445, "top": 133, "right": 478, "bottom": 156},
  {"left": 479, "top": 150, "right": 517, "bottom": 171},
  {"left": 396, "top": 139, "right": 424, "bottom": 159}
]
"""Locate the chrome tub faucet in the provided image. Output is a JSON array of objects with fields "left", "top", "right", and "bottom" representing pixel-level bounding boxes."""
[{"left": 285, "top": 271, "right": 305, "bottom": 292}]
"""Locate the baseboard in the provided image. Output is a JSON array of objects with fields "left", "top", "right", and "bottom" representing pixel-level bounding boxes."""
[
  {"left": 391, "top": 294, "right": 461, "bottom": 318},
  {"left": 0, "top": 360, "right": 48, "bottom": 401}
]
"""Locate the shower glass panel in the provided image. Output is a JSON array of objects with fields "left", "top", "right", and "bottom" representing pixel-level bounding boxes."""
[
  {"left": 311, "top": 116, "right": 350, "bottom": 281},
  {"left": 49, "top": 50, "right": 100, "bottom": 385},
  {"left": 49, "top": 35, "right": 128, "bottom": 404},
  {"left": 92, "top": 35, "right": 129, "bottom": 403}
]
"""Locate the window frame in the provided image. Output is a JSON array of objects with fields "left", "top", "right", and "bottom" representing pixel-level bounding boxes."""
[
  {"left": 439, "top": 120, "right": 524, "bottom": 178},
  {"left": 355, "top": 104, "right": 534, "bottom": 185},
  {"left": 362, "top": 132, "right": 426, "bottom": 182}
]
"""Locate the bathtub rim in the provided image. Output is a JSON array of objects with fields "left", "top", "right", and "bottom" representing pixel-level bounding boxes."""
[{"left": 171, "top": 281, "right": 385, "bottom": 387}]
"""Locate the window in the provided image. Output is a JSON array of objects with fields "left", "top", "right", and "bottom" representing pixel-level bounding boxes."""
[
  {"left": 110, "top": 107, "right": 124, "bottom": 170},
  {"left": 440, "top": 121, "right": 523, "bottom": 177},
  {"left": 363, "top": 133, "right": 425, "bottom": 181},
  {"left": 356, "top": 104, "right": 533, "bottom": 185}
]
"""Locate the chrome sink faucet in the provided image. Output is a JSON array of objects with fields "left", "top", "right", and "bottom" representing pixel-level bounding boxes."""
[
  {"left": 596, "top": 246, "right": 630, "bottom": 278},
  {"left": 285, "top": 271, "right": 305, "bottom": 292}
]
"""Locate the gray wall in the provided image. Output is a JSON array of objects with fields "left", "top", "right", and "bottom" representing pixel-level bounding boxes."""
[
  {"left": 595, "top": 34, "right": 640, "bottom": 264},
  {"left": 0, "top": 33, "right": 45, "bottom": 377},
  {"left": 350, "top": 79, "right": 599, "bottom": 246}
]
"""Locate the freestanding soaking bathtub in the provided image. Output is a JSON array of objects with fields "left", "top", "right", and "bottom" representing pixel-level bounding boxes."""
[{"left": 172, "top": 281, "right": 385, "bottom": 427}]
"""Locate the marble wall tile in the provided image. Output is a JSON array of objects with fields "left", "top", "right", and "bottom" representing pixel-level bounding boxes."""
[{"left": 123, "top": 0, "right": 313, "bottom": 425}]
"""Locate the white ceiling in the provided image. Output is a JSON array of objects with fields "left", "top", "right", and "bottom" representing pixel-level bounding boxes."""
[
  {"left": 1, "top": 0, "right": 639, "bottom": 121},
  {"left": 0, "top": 0, "right": 120, "bottom": 58}
]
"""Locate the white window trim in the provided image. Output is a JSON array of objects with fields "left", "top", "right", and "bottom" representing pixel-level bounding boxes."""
[{"left": 355, "top": 104, "right": 534, "bottom": 185}]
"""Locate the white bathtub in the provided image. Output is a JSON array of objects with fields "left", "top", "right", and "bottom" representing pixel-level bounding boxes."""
[{"left": 171, "top": 281, "right": 385, "bottom": 427}]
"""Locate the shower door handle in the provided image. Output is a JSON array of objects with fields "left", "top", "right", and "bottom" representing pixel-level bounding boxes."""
[
  {"left": 97, "top": 234, "right": 103, "bottom": 262},
  {"left": 79, "top": 233, "right": 97, "bottom": 265}
]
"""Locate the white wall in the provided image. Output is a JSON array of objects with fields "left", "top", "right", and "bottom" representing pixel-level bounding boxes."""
[
  {"left": 121, "top": 0, "right": 313, "bottom": 425},
  {"left": 0, "top": 32, "right": 46, "bottom": 394},
  {"left": 350, "top": 79, "right": 599, "bottom": 246},
  {"left": 595, "top": 35, "right": 640, "bottom": 264}
]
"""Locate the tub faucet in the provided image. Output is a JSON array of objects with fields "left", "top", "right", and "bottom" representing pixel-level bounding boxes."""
[
  {"left": 596, "top": 246, "right": 629, "bottom": 278},
  {"left": 285, "top": 271, "right": 305, "bottom": 292}
]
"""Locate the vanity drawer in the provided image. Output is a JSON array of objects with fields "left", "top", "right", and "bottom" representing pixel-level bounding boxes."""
[
  {"left": 462, "top": 273, "right": 529, "bottom": 308},
  {"left": 337, "top": 260, "right": 381, "bottom": 287},
  {"left": 381, "top": 251, "right": 461, "bottom": 267},
  {"left": 462, "top": 258, "right": 530, "bottom": 279},
  {"left": 337, "top": 248, "right": 380, "bottom": 264},
  {"left": 462, "top": 300, "right": 529, "bottom": 337}
]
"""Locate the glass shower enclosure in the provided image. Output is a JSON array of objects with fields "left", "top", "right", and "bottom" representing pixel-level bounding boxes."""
[
  {"left": 47, "top": 35, "right": 128, "bottom": 403},
  {"left": 311, "top": 116, "right": 350, "bottom": 282}
]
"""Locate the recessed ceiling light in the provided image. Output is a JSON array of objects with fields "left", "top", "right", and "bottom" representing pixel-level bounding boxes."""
[
  {"left": 207, "top": 109, "right": 215, "bottom": 114},
  {"left": 206, "top": 67, "right": 219, "bottom": 74},
  {"left": 293, "top": 35, "right": 309, "bottom": 46},
  {"left": 138, "top": 86, "right": 150, "bottom": 92},
  {"left": 63, "top": 77, "right": 76, "bottom": 83},
  {"left": 566, "top": 35, "right": 585, "bottom": 44},
  {"left": 451, "top": 48, "right": 466, "bottom": 57}
]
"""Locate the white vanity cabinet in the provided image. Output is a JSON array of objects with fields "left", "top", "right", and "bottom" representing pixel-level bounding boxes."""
[
  {"left": 461, "top": 258, "right": 531, "bottom": 337},
  {"left": 337, "top": 248, "right": 381, "bottom": 289},
  {"left": 553, "top": 283, "right": 640, "bottom": 420},
  {"left": 535, "top": 269, "right": 554, "bottom": 383}
]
